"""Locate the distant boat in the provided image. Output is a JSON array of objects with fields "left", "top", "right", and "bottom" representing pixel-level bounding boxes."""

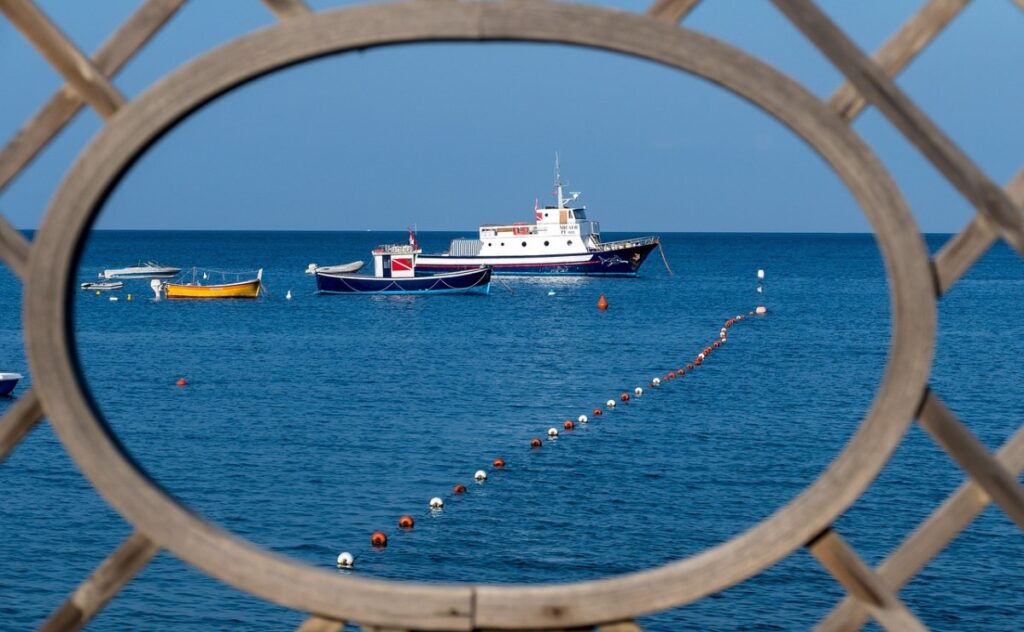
[
  {"left": 415, "top": 156, "right": 659, "bottom": 276},
  {"left": 159, "top": 268, "right": 263, "bottom": 299},
  {"left": 81, "top": 281, "right": 124, "bottom": 291},
  {"left": 304, "top": 261, "right": 365, "bottom": 275},
  {"left": 315, "top": 240, "right": 490, "bottom": 295},
  {"left": 0, "top": 372, "right": 23, "bottom": 397},
  {"left": 100, "top": 261, "right": 180, "bottom": 279}
]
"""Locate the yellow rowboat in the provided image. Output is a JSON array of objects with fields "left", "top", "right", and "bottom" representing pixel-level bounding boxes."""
[{"left": 162, "top": 269, "right": 262, "bottom": 299}]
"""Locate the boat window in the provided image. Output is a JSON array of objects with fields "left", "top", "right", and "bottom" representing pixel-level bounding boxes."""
[
  {"left": 500, "top": 242, "right": 505, "bottom": 246},
  {"left": 488, "top": 243, "right": 492, "bottom": 246},
  {"left": 567, "top": 240, "right": 573, "bottom": 245},
  {"left": 521, "top": 241, "right": 527, "bottom": 247},
  {"left": 574, "top": 210, "right": 587, "bottom": 219},
  {"left": 544, "top": 241, "right": 549, "bottom": 246}
]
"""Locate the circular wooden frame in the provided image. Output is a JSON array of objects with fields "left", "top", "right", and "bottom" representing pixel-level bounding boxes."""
[{"left": 24, "top": 2, "right": 936, "bottom": 629}]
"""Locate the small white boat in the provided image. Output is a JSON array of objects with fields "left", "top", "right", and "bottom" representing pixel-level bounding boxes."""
[
  {"left": 81, "top": 281, "right": 124, "bottom": 291},
  {"left": 305, "top": 261, "right": 364, "bottom": 275},
  {"left": 100, "top": 261, "right": 181, "bottom": 279},
  {"left": 0, "top": 372, "right": 23, "bottom": 397}
]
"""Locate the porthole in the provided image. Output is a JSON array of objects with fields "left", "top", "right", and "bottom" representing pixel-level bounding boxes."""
[
  {"left": 567, "top": 239, "right": 573, "bottom": 245},
  {"left": 521, "top": 241, "right": 527, "bottom": 247},
  {"left": 488, "top": 242, "right": 492, "bottom": 246},
  {"left": 544, "top": 241, "right": 549, "bottom": 246},
  {"left": 500, "top": 242, "right": 504, "bottom": 246}
]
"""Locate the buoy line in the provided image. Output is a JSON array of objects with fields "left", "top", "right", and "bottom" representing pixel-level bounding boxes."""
[{"left": 333, "top": 307, "right": 766, "bottom": 569}]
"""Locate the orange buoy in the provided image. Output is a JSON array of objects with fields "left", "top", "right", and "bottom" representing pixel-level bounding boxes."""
[
  {"left": 563, "top": 420, "right": 575, "bottom": 430},
  {"left": 668, "top": 371, "right": 676, "bottom": 379},
  {"left": 597, "top": 293, "right": 609, "bottom": 310},
  {"left": 695, "top": 357, "right": 703, "bottom": 366},
  {"left": 686, "top": 363, "right": 694, "bottom": 370},
  {"left": 454, "top": 483, "right": 467, "bottom": 494},
  {"left": 593, "top": 408, "right": 602, "bottom": 416},
  {"left": 176, "top": 378, "right": 187, "bottom": 387},
  {"left": 371, "top": 531, "right": 388, "bottom": 547},
  {"left": 678, "top": 368, "right": 686, "bottom": 376},
  {"left": 756, "top": 305, "right": 767, "bottom": 315},
  {"left": 713, "top": 341, "right": 721, "bottom": 348},
  {"left": 704, "top": 346, "right": 712, "bottom": 355},
  {"left": 530, "top": 438, "right": 542, "bottom": 449},
  {"left": 620, "top": 392, "right": 630, "bottom": 402},
  {"left": 493, "top": 458, "right": 506, "bottom": 468},
  {"left": 398, "top": 515, "right": 414, "bottom": 529}
]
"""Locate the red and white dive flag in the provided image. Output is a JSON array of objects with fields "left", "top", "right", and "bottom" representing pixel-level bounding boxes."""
[
  {"left": 535, "top": 198, "right": 542, "bottom": 221},
  {"left": 408, "top": 228, "right": 419, "bottom": 249}
]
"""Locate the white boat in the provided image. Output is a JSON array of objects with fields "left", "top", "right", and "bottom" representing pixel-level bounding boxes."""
[
  {"left": 100, "top": 261, "right": 181, "bottom": 279},
  {"left": 305, "top": 261, "right": 365, "bottom": 275},
  {"left": 0, "top": 372, "right": 23, "bottom": 397},
  {"left": 415, "top": 156, "right": 659, "bottom": 276},
  {"left": 81, "top": 281, "right": 124, "bottom": 291}
]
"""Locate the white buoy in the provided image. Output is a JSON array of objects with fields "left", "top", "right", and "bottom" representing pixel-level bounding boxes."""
[
  {"left": 757, "top": 268, "right": 765, "bottom": 280},
  {"left": 336, "top": 552, "right": 354, "bottom": 568},
  {"left": 285, "top": 290, "right": 292, "bottom": 300},
  {"left": 606, "top": 399, "right": 616, "bottom": 408},
  {"left": 652, "top": 377, "right": 661, "bottom": 386},
  {"left": 202, "top": 272, "right": 208, "bottom": 280},
  {"left": 757, "top": 285, "right": 763, "bottom": 294},
  {"left": 547, "top": 427, "right": 558, "bottom": 438},
  {"left": 150, "top": 279, "right": 162, "bottom": 301},
  {"left": 634, "top": 387, "right": 643, "bottom": 396},
  {"left": 109, "top": 296, "right": 118, "bottom": 302},
  {"left": 756, "top": 305, "right": 768, "bottom": 315},
  {"left": 474, "top": 470, "right": 487, "bottom": 482},
  {"left": 578, "top": 414, "right": 588, "bottom": 424},
  {"left": 547, "top": 290, "right": 556, "bottom": 296},
  {"left": 429, "top": 497, "right": 444, "bottom": 510},
  {"left": 698, "top": 353, "right": 705, "bottom": 360}
]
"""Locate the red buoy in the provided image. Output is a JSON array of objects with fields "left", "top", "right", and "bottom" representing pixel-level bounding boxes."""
[
  {"left": 704, "top": 346, "right": 713, "bottom": 356},
  {"left": 371, "top": 531, "right": 388, "bottom": 547},
  {"left": 454, "top": 483, "right": 467, "bottom": 494},
  {"left": 493, "top": 458, "right": 506, "bottom": 468},
  {"left": 620, "top": 393, "right": 630, "bottom": 402},
  {"left": 597, "top": 293, "right": 609, "bottom": 310},
  {"left": 530, "top": 438, "right": 542, "bottom": 449},
  {"left": 695, "top": 357, "right": 703, "bottom": 366},
  {"left": 563, "top": 420, "right": 575, "bottom": 430},
  {"left": 398, "top": 515, "right": 414, "bottom": 529},
  {"left": 713, "top": 341, "right": 721, "bottom": 348},
  {"left": 176, "top": 378, "right": 187, "bottom": 387},
  {"left": 678, "top": 368, "right": 686, "bottom": 376},
  {"left": 593, "top": 408, "right": 602, "bottom": 416}
]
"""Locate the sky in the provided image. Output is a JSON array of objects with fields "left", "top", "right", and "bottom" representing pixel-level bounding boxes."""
[{"left": 0, "top": 1, "right": 1021, "bottom": 233}]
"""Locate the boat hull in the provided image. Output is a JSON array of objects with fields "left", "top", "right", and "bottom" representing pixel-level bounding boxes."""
[
  {"left": 0, "top": 373, "right": 22, "bottom": 397},
  {"left": 416, "top": 241, "right": 658, "bottom": 276},
  {"left": 316, "top": 266, "right": 491, "bottom": 295},
  {"left": 101, "top": 268, "right": 180, "bottom": 279},
  {"left": 164, "top": 279, "right": 261, "bottom": 299}
]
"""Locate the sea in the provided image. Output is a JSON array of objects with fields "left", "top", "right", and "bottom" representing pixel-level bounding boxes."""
[{"left": 1, "top": 231, "right": 1022, "bottom": 631}]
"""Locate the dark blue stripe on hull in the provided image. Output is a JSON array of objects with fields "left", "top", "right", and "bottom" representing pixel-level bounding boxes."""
[
  {"left": 316, "top": 267, "right": 491, "bottom": 295},
  {"left": 0, "top": 379, "right": 19, "bottom": 396},
  {"left": 416, "top": 242, "right": 658, "bottom": 276}
]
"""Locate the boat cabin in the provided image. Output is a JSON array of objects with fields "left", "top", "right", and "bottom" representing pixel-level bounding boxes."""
[{"left": 372, "top": 243, "right": 419, "bottom": 278}]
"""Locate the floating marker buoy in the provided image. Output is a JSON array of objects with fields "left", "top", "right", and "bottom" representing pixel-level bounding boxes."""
[
  {"left": 547, "top": 427, "right": 559, "bottom": 438},
  {"left": 704, "top": 347, "right": 712, "bottom": 356},
  {"left": 695, "top": 357, "right": 703, "bottom": 366},
  {"left": 597, "top": 294, "right": 609, "bottom": 310},
  {"left": 109, "top": 296, "right": 118, "bottom": 302},
  {"left": 95, "top": 291, "right": 100, "bottom": 296},
  {"left": 593, "top": 408, "right": 602, "bottom": 416},
  {"left": 371, "top": 532, "right": 387, "bottom": 547},
  {"left": 757, "top": 285, "right": 763, "bottom": 294},
  {"left": 686, "top": 363, "right": 694, "bottom": 370},
  {"left": 286, "top": 290, "right": 292, "bottom": 300},
  {"left": 176, "top": 378, "right": 187, "bottom": 387},
  {"left": 578, "top": 414, "right": 588, "bottom": 424},
  {"left": 547, "top": 290, "right": 556, "bottom": 296},
  {"left": 757, "top": 268, "right": 765, "bottom": 279},
  {"left": 493, "top": 458, "right": 505, "bottom": 468},
  {"left": 563, "top": 420, "right": 575, "bottom": 430},
  {"left": 634, "top": 387, "right": 643, "bottom": 397},
  {"left": 474, "top": 470, "right": 487, "bottom": 482},
  {"left": 668, "top": 371, "right": 676, "bottom": 379},
  {"left": 606, "top": 399, "right": 616, "bottom": 408},
  {"left": 530, "top": 438, "right": 542, "bottom": 448},
  {"left": 617, "top": 393, "right": 627, "bottom": 402},
  {"left": 756, "top": 305, "right": 768, "bottom": 315},
  {"left": 430, "top": 497, "right": 444, "bottom": 509},
  {"left": 127, "top": 294, "right": 132, "bottom": 301},
  {"left": 454, "top": 484, "right": 467, "bottom": 494},
  {"left": 713, "top": 341, "right": 721, "bottom": 348},
  {"left": 652, "top": 377, "right": 661, "bottom": 386},
  {"left": 336, "top": 552, "right": 354, "bottom": 568},
  {"left": 398, "top": 515, "right": 415, "bottom": 529},
  {"left": 677, "top": 368, "right": 686, "bottom": 376}
]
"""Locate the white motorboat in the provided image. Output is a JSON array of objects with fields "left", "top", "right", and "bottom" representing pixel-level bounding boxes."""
[
  {"left": 100, "top": 261, "right": 181, "bottom": 279},
  {"left": 81, "top": 281, "right": 124, "bottom": 291},
  {"left": 305, "top": 261, "right": 365, "bottom": 275}
]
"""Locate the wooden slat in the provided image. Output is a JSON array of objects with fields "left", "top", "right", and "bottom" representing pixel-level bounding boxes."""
[
  {"left": 818, "top": 424, "right": 1024, "bottom": 631},
  {"left": 598, "top": 621, "right": 645, "bottom": 631},
  {"left": 0, "top": 0, "right": 126, "bottom": 119},
  {"left": 261, "top": 0, "right": 312, "bottom": 20},
  {"left": 917, "top": 391, "right": 1024, "bottom": 530},
  {"left": 0, "top": 214, "right": 31, "bottom": 280},
  {"left": 807, "top": 529, "right": 926, "bottom": 631},
  {"left": 0, "top": 387, "right": 42, "bottom": 462},
  {"left": 0, "top": 0, "right": 182, "bottom": 194},
  {"left": 646, "top": 0, "right": 701, "bottom": 23},
  {"left": 773, "top": 0, "right": 1024, "bottom": 256},
  {"left": 828, "top": 0, "right": 969, "bottom": 121},
  {"left": 39, "top": 531, "right": 160, "bottom": 632},
  {"left": 296, "top": 616, "right": 345, "bottom": 632}
]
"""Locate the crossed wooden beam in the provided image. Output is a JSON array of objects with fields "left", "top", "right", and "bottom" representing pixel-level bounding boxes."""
[{"left": 0, "top": 1, "right": 1021, "bottom": 630}]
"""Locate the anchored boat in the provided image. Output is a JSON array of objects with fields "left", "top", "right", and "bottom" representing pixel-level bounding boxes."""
[
  {"left": 304, "top": 261, "right": 365, "bottom": 275},
  {"left": 0, "top": 372, "right": 23, "bottom": 397},
  {"left": 316, "top": 240, "right": 490, "bottom": 295},
  {"left": 81, "top": 281, "right": 124, "bottom": 292},
  {"left": 100, "top": 261, "right": 180, "bottom": 279},
  {"left": 157, "top": 268, "right": 263, "bottom": 299},
  {"left": 416, "top": 158, "right": 660, "bottom": 276}
]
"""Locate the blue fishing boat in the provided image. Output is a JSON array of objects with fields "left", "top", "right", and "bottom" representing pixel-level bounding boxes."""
[
  {"left": 315, "top": 240, "right": 491, "bottom": 295},
  {"left": 0, "top": 372, "right": 23, "bottom": 397}
]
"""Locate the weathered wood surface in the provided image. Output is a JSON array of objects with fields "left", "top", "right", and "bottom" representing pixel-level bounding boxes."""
[
  {"left": 827, "top": 0, "right": 969, "bottom": 121},
  {"left": 818, "top": 424, "right": 1024, "bottom": 631},
  {"left": 262, "top": 0, "right": 311, "bottom": 20},
  {"left": 917, "top": 391, "right": 1024, "bottom": 530},
  {"left": 0, "top": 387, "right": 42, "bottom": 462},
  {"left": 39, "top": 531, "right": 160, "bottom": 632},
  {"left": 0, "top": 0, "right": 126, "bottom": 119},
  {"left": 645, "top": 0, "right": 701, "bottom": 23},
  {"left": 296, "top": 616, "right": 345, "bottom": 632},
  {"left": 774, "top": 0, "right": 1024, "bottom": 257},
  {"left": 807, "top": 529, "right": 926, "bottom": 632},
  {"left": 0, "top": 0, "right": 185, "bottom": 193},
  {"left": 0, "top": 214, "right": 31, "bottom": 280}
]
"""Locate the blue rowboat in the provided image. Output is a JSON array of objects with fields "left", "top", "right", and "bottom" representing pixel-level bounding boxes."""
[
  {"left": 0, "top": 372, "right": 23, "bottom": 397},
  {"left": 316, "top": 266, "right": 491, "bottom": 295}
]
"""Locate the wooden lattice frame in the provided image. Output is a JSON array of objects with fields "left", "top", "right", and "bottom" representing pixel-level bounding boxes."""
[{"left": 1, "top": 1, "right": 1022, "bottom": 630}]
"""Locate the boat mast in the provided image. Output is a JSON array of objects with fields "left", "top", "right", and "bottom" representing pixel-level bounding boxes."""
[{"left": 554, "top": 151, "right": 565, "bottom": 210}]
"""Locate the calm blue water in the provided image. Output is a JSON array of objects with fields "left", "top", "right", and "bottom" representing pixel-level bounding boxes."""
[{"left": 1, "top": 231, "right": 1022, "bottom": 630}]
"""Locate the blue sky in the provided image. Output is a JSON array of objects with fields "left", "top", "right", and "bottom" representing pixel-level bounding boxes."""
[{"left": 1, "top": 1, "right": 1021, "bottom": 232}]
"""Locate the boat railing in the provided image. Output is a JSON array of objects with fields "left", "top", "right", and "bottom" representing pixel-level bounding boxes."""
[
  {"left": 448, "top": 238, "right": 483, "bottom": 257},
  {"left": 589, "top": 235, "right": 659, "bottom": 252},
  {"left": 373, "top": 244, "right": 419, "bottom": 254}
]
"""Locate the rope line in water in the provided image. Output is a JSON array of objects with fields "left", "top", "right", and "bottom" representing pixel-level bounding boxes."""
[{"left": 334, "top": 308, "right": 765, "bottom": 569}]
